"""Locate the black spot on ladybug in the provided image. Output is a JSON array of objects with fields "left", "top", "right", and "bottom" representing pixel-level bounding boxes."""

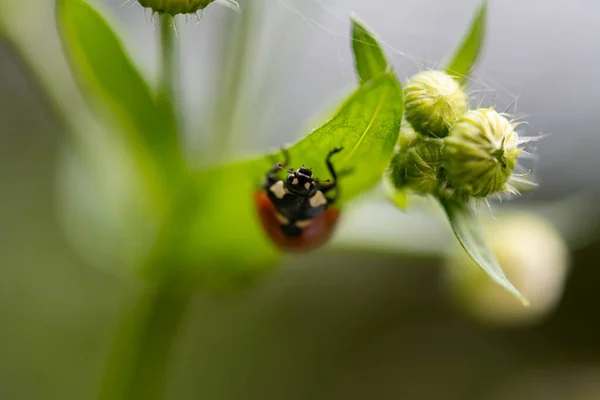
[{"left": 255, "top": 147, "right": 344, "bottom": 252}]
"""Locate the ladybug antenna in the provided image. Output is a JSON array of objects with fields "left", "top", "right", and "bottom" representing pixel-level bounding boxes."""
[
  {"left": 278, "top": 164, "right": 294, "bottom": 174},
  {"left": 314, "top": 178, "right": 331, "bottom": 183}
]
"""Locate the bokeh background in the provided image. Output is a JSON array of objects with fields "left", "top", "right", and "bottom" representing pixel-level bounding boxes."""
[{"left": 2, "top": 0, "right": 600, "bottom": 399}]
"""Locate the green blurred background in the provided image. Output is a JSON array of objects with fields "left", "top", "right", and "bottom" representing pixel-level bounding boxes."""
[{"left": 2, "top": 0, "right": 600, "bottom": 399}]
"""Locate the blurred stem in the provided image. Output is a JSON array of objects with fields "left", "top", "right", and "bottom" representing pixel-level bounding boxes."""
[
  {"left": 157, "top": 14, "right": 185, "bottom": 187},
  {"left": 97, "top": 19, "right": 192, "bottom": 399},
  {"left": 159, "top": 15, "right": 177, "bottom": 103},
  {"left": 98, "top": 278, "right": 194, "bottom": 400}
]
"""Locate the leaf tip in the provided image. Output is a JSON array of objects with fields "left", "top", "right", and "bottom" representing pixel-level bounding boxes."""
[
  {"left": 350, "top": 13, "right": 368, "bottom": 37},
  {"left": 519, "top": 294, "right": 531, "bottom": 307},
  {"left": 445, "top": 0, "right": 488, "bottom": 83},
  {"left": 504, "top": 283, "right": 530, "bottom": 307},
  {"left": 349, "top": 15, "right": 391, "bottom": 84}
]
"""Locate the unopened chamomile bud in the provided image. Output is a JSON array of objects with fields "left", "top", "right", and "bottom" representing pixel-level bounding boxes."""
[
  {"left": 444, "top": 108, "right": 521, "bottom": 197},
  {"left": 404, "top": 70, "right": 469, "bottom": 138},
  {"left": 389, "top": 137, "right": 444, "bottom": 195},
  {"left": 137, "top": 0, "right": 229, "bottom": 15},
  {"left": 397, "top": 120, "right": 418, "bottom": 150}
]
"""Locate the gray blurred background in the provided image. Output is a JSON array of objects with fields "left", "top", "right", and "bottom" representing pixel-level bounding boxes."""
[{"left": 2, "top": 0, "right": 600, "bottom": 399}]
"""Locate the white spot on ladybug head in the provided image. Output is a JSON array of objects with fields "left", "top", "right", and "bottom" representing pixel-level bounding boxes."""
[
  {"left": 309, "top": 190, "right": 328, "bottom": 208},
  {"left": 292, "top": 178, "right": 299, "bottom": 185},
  {"left": 269, "top": 181, "right": 286, "bottom": 199},
  {"left": 304, "top": 182, "right": 311, "bottom": 190}
]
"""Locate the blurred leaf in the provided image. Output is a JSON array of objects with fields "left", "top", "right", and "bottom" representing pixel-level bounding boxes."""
[
  {"left": 351, "top": 14, "right": 388, "bottom": 83},
  {"left": 151, "top": 73, "right": 404, "bottom": 287},
  {"left": 440, "top": 197, "right": 529, "bottom": 305},
  {"left": 446, "top": 0, "right": 487, "bottom": 84},
  {"left": 56, "top": 0, "right": 179, "bottom": 173}
]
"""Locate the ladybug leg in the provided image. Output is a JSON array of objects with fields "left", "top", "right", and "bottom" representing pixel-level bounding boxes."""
[
  {"left": 319, "top": 147, "right": 344, "bottom": 203},
  {"left": 325, "top": 147, "right": 343, "bottom": 181},
  {"left": 263, "top": 164, "right": 282, "bottom": 189},
  {"left": 263, "top": 148, "right": 292, "bottom": 189}
]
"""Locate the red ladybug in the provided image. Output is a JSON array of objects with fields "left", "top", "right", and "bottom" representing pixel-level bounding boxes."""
[{"left": 255, "top": 148, "right": 343, "bottom": 252}]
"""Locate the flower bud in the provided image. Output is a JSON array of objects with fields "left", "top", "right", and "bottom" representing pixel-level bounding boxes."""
[
  {"left": 138, "top": 0, "right": 217, "bottom": 15},
  {"left": 404, "top": 70, "right": 469, "bottom": 138},
  {"left": 445, "top": 213, "right": 570, "bottom": 327},
  {"left": 397, "top": 120, "right": 418, "bottom": 150},
  {"left": 389, "top": 136, "right": 444, "bottom": 195},
  {"left": 443, "top": 108, "right": 521, "bottom": 197}
]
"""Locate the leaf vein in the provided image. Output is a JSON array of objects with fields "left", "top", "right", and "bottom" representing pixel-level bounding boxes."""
[{"left": 344, "top": 85, "right": 390, "bottom": 163}]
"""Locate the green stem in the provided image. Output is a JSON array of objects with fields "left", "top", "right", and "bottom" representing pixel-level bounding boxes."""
[
  {"left": 159, "top": 14, "right": 177, "bottom": 103},
  {"left": 97, "top": 279, "right": 194, "bottom": 400},
  {"left": 156, "top": 13, "right": 186, "bottom": 188},
  {"left": 97, "top": 18, "right": 193, "bottom": 400}
]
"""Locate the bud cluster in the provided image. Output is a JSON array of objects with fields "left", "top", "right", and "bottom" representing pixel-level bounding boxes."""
[{"left": 389, "top": 70, "right": 531, "bottom": 199}]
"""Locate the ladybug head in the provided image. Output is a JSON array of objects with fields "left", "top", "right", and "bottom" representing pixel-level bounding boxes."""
[{"left": 285, "top": 167, "right": 316, "bottom": 196}]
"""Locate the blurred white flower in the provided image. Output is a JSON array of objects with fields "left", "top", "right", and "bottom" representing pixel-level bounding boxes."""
[{"left": 445, "top": 212, "right": 570, "bottom": 326}]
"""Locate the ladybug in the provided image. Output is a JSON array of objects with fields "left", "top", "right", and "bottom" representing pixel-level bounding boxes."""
[{"left": 254, "top": 147, "right": 344, "bottom": 252}]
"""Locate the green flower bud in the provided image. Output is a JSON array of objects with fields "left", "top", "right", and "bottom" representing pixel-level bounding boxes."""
[
  {"left": 397, "top": 120, "right": 418, "bottom": 150},
  {"left": 137, "top": 0, "right": 231, "bottom": 15},
  {"left": 404, "top": 70, "right": 469, "bottom": 138},
  {"left": 445, "top": 213, "right": 569, "bottom": 327},
  {"left": 443, "top": 108, "right": 521, "bottom": 197},
  {"left": 389, "top": 136, "right": 444, "bottom": 195}
]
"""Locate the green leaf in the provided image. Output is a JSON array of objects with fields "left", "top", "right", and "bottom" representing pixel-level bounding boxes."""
[
  {"left": 351, "top": 14, "right": 389, "bottom": 83},
  {"left": 445, "top": 0, "right": 487, "bottom": 84},
  {"left": 149, "top": 73, "right": 404, "bottom": 288},
  {"left": 278, "top": 74, "right": 403, "bottom": 203},
  {"left": 440, "top": 197, "right": 529, "bottom": 305},
  {"left": 56, "top": 0, "right": 179, "bottom": 172}
]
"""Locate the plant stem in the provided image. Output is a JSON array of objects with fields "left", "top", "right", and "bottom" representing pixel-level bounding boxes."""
[
  {"left": 159, "top": 14, "right": 177, "bottom": 103},
  {"left": 156, "top": 13, "right": 186, "bottom": 187},
  {"left": 97, "top": 279, "right": 194, "bottom": 400}
]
